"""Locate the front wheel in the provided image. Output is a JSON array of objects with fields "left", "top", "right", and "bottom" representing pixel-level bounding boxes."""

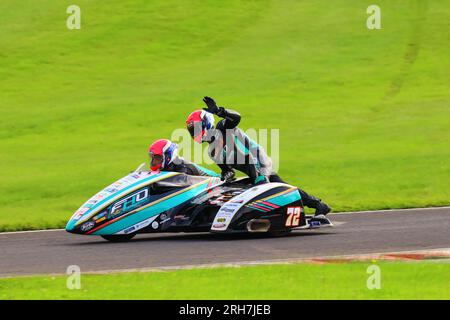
[{"left": 101, "top": 233, "right": 136, "bottom": 242}]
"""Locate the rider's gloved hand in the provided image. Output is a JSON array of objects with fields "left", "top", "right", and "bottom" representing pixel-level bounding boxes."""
[
  {"left": 221, "top": 170, "right": 235, "bottom": 182},
  {"left": 202, "top": 96, "right": 220, "bottom": 114}
]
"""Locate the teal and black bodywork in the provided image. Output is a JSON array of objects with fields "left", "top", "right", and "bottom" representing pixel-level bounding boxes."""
[{"left": 66, "top": 164, "right": 332, "bottom": 242}]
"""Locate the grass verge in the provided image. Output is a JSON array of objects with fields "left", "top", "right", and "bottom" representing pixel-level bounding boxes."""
[{"left": 1, "top": 261, "right": 449, "bottom": 299}]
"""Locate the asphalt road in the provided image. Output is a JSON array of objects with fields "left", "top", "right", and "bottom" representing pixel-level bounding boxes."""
[{"left": 1, "top": 207, "right": 449, "bottom": 277}]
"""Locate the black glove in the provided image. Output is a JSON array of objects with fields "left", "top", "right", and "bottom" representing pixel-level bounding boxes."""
[
  {"left": 221, "top": 170, "right": 235, "bottom": 182},
  {"left": 202, "top": 96, "right": 220, "bottom": 114}
]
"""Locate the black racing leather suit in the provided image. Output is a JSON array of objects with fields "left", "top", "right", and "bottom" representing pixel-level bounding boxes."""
[
  {"left": 205, "top": 108, "right": 323, "bottom": 209},
  {"left": 205, "top": 107, "right": 274, "bottom": 184}
]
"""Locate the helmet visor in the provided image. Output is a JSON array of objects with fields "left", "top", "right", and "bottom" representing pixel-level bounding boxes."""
[
  {"left": 150, "top": 154, "right": 164, "bottom": 171},
  {"left": 187, "top": 122, "right": 204, "bottom": 143},
  {"left": 187, "top": 123, "right": 195, "bottom": 138}
]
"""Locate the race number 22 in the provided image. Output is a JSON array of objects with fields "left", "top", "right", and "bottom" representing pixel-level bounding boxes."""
[{"left": 285, "top": 206, "right": 301, "bottom": 227}]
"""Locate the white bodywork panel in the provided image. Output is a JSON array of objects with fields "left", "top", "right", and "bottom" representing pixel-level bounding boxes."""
[{"left": 210, "top": 183, "right": 287, "bottom": 231}]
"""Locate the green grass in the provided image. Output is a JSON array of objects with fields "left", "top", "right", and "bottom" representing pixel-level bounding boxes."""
[
  {"left": 1, "top": 261, "right": 449, "bottom": 299},
  {"left": 0, "top": 0, "right": 449, "bottom": 230}
]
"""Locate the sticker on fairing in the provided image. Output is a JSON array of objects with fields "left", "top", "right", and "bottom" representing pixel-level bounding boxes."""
[
  {"left": 114, "top": 215, "right": 158, "bottom": 235},
  {"left": 211, "top": 183, "right": 289, "bottom": 231},
  {"left": 73, "top": 171, "right": 163, "bottom": 225}
]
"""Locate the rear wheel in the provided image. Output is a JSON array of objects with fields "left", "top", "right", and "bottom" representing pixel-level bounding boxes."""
[{"left": 101, "top": 233, "right": 136, "bottom": 242}]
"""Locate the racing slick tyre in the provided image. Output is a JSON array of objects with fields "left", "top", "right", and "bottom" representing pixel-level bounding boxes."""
[{"left": 101, "top": 233, "right": 136, "bottom": 242}]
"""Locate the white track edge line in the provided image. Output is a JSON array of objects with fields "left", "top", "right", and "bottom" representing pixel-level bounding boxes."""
[
  {"left": 329, "top": 206, "right": 450, "bottom": 215},
  {"left": 1, "top": 247, "right": 449, "bottom": 279},
  {"left": 0, "top": 228, "right": 64, "bottom": 235}
]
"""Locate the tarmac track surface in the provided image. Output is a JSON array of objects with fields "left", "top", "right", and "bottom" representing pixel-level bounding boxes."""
[{"left": 1, "top": 207, "right": 449, "bottom": 277}]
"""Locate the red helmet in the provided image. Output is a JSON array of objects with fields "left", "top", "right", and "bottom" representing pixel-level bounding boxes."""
[
  {"left": 185, "top": 110, "right": 215, "bottom": 143},
  {"left": 148, "top": 139, "right": 178, "bottom": 171}
]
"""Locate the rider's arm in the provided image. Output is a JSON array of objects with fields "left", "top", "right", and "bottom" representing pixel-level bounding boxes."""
[
  {"left": 217, "top": 108, "right": 241, "bottom": 129},
  {"left": 202, "top": 96, "right": 241, "bottom": 129},
  {"left": 189, "top": 163, "right": 221, "bottom": 177},
  {"left": 177, "top": 158, "right": 221, "bottom": 177}
]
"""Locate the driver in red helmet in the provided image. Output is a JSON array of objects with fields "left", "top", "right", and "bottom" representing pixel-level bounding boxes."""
[{"left": 149, "top": 139, "right": 219, "bottom": 177}]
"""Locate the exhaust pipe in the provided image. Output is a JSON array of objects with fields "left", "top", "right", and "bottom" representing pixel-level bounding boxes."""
[{"left": 247, "top": 219, "right": 271, "bottom": 233}]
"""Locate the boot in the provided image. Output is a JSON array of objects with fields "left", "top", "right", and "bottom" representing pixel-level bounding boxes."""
[
  {"left": 299, "top": 189, "right": 332, "bottom": 216},
  {"left": 314, "top": 202, "right": 332, "bottom": 217}
]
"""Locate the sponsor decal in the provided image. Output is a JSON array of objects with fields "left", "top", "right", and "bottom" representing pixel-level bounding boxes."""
[
  {"left": 71, "top": 207, "right": 89, "bottom": 220},
  {"left": 95, "top": 216, "right": 106, "bottom": 223},
  {"left": 115, "top": 216, "right": 159, "bottom": 235},
  {"left": 123, "top": 174, "right": 142, "bottom": 184},
  {"left": 110, "top": 188, "right": 149, "bottom": 217},
  {"left": 93, "top": 211, "right": 107, "bottom": 221},
  {"left": 160, "top": 218, "right": 171, "bottom": 224},
  {"left": 131, "top": 173, "right": 141, "bottom": 179},
  {"left": 213, "top": 223, "right": 226, "bottom": 229},
  {"left": 212, "top": 203, "right": 244, "bottom": 230},
  {"left": 310, "top": 220, "right": 320, "bottom": 227},
  {"left": 90, "top": 193, "right": 106, "bottom": 202},
  {"left": 136, "top": 217, "right": 155, "bottom": 230},
  {"left": 220, "top": 207, "right": 236, "bottom": 214},
  {"left": 80, "top": 221, "right": 95, "bottom": 232},
  {"left": 112, "top": 182, "right": 123, "bottom": 188},
  {"left": 105, "top": 187, "right": 119, "bottom": 194},
  {"left": 209, "top": 200, "right": 225, "bottom": 205},
  {"left": 151, "top": 221, "right": 159, "bottom": 229},
  {"left": 211, "top": 183, "right": 287, "bottom": 231},
  {"left": 124, "top": 226, "right": 136, "bottom": 234},
  {"left": 98, "top": 192, "right": 108, "bottom": 198},
  {"left": 72, "top": 212, "right": 84, "bottom": 220}
]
